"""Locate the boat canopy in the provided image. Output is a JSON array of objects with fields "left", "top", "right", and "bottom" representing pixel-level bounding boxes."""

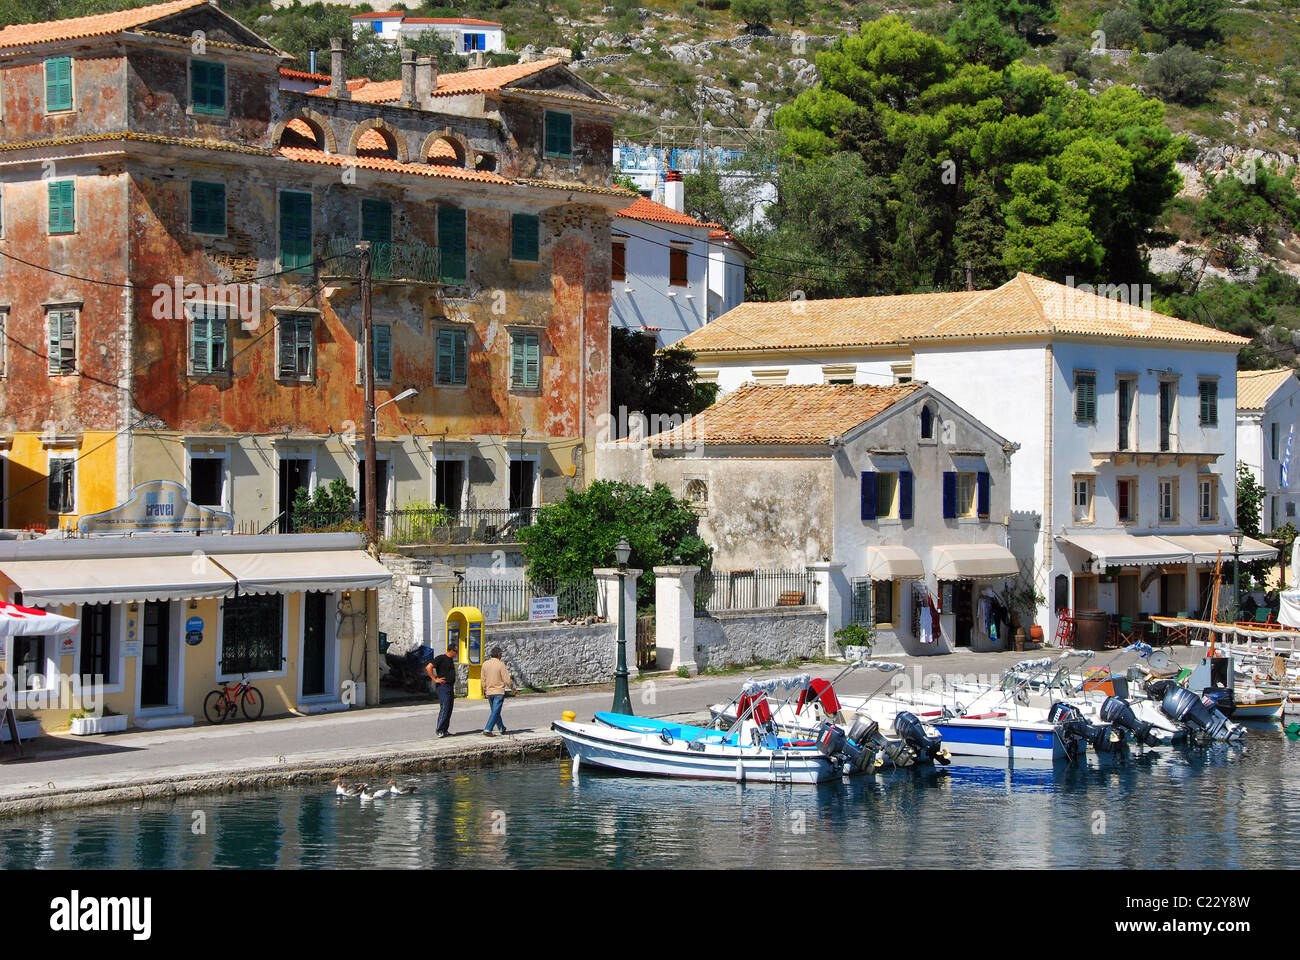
[
  {"left": 930, "top": 543, "right": 1019, "bottom": 579},
  {"left": 864, "top": 545, "right": 924, "bottom": 580}
]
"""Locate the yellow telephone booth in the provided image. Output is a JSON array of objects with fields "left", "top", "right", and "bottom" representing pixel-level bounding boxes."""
[{"left": 446, "top": 606, "right": 486, "bottom": 700}]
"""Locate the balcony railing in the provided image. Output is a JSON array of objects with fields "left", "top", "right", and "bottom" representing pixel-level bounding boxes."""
[
  {"left": 277, "top": 506, "right": 540, "bottom": 545},
  {"left": 321, "top": 238, "right": 441, "bottom": 285}
]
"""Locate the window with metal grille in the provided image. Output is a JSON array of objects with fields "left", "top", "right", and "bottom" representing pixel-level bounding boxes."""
[
  {"left": 191, "top": 59, "right": 226, "bottom": 115},
  {"left": 545, "top": 110, "right": 572, "bottom": 158},
  {"left": 436, "top": 328, "right": 468, "bottom": 385},
  {"left": 48, "top": 456, "right": 74, "bottom": 513},
  {"left": 45, "top": 57, "right": 72, "bottom": 112},
  {"left": 1074, "top": 371, "right": 1096, "bottom": 423},
  {"left": 191, "top": 180, "right": 226, "bottom": 235},
  {"left": 47, "top": 308, "right": 76, "bottom": 374},
  {"left": 48, "top": 180, "right": 74, "bottom": 234},
  {"left": 277, "top": 314, "right": 314, "bottom": 380},
  {"left": 512, "top": 213, "right": 540, "bottom": 262},
  {"left": 510, "top": 330, "right": 540, "bottom": 390},
  {"left": 220, "top": 594, "right": 283, "bottom": 675},
  {"left": 851, "top": 578, "right": 872, "bottom": 625},
  {"left": 80, "top": 603, "right": 112, "bottom": 684},
  {"left": 669, "top": 246, "right": 688, "bottom": 287},
  {"left": 1198, "top": 379, "right": 1218, "bottom": 426},
  {"left": 188, "top": 302, "right": 228, "bottom": 375}
]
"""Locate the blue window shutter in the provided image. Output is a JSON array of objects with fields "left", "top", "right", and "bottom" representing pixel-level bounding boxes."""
[
  {"left": 860, "top": 471, "right": 877, "bottom": 520},
  {"left": 942, "top": 472, "right": 957, "bottom": 519},
  {"left": 977, "top": 471, "right": 990, "bottom": 518},
  {"left": 45, "top": 57, "right": 72, "bottom": 111},
  {"left": 899, "top": 470, "right": 913, "bottom": 520}
]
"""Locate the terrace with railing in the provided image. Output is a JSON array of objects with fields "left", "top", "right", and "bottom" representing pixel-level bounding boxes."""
[
  {"left": 321, "top": 238, "right": 441, "bottom": 285},
  {"left": 453, "top": 576, "right": 601, "bottom": 622},
  {"left": 259, "top": 506, "right": 540, "bottom": 545},
  {"left": 694, "top": 569, "right": 819, "bottom": 614}
]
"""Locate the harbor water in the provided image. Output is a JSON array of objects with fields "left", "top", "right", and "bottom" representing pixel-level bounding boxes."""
[{"left": 2, "top": 722, "right": 1296, "bottom": 869}]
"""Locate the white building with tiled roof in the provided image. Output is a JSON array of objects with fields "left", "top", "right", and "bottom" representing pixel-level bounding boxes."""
[
  {"left": 1237, "top": 367, "right": 1300, "bottom": 532},
  {"left": 677, "top": 275, "right": 1275, "bottom": 636},
  {"left": 350, "top": 12, "right": 506, "bottom": 53},
  {"left": 611, "top": 170, "right": 749, "bottom": 348}
]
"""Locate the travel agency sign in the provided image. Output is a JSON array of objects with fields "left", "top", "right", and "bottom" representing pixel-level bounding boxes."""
[{"left": 77, "top": 480, "right": 234, "bottom": 534}]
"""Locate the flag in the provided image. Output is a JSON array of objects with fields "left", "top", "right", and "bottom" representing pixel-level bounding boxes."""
[{"left": 1283, "top": 424, "right": 1295, "bottom": 490}]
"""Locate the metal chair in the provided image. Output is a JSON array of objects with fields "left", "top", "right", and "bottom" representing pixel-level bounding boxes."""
[{"left": 1162, "top": 612, "right": 1191, "bottom": 646}]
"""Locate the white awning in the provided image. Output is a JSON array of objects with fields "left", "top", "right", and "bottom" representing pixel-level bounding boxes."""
[
  {"left": 1156, "top": 534, "right": 1277, "bottom": 563},
  {"left": 211, "top": 549, "right": 393, "bottom": 595},
  {"left": 1056, "top": 533, "right": 1192, "bottom": 567},
  {"left": 0, "top": 556, "right": 237, "bottom": 606},
  {"left": 864, "top": 545, "right": 924, "bottom": 580},
  {"left": 931, "top": 544, "right": 1020, "bottom": 580}
]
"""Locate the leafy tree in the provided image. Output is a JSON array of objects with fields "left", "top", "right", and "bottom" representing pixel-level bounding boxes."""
[
  {"left": 1098, "top": 6, "right": 1146, "bottom": 50},
  {"left": 610, "top": 329, "right": 718, "bottom": 433},
  {"left": 1196, "top": 164, "right": 1300, "bottom": 249},
  {"left": 731, "top": 0, "right": 772, "bottom": 30},
  {"left": 1057, "top": 43, "right": 1092, "bottom": 80},
  {"left": 1141, "top": 44, "right": 1222, "bottom": 105},
  {"left": 520, "top": 480, "right": 712, "bottom": 608},
  {"left": 946, "top": 1, "right": 1028, "bottom": 70},
  {"left": 1236, "top": 461, "right": 1273, "bottom": 588},
  {"left": 779, "top": 0, "right": 808, "bottom": 25},
  {"left": 1136, "top": 0, "right": 1223, "bottom": 47}
]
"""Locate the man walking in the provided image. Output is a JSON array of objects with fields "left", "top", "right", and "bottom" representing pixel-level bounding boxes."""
[
  {"left": 481, "top": 647, "right": 517, "bottom": 737},
  {"left": 426, "top": 642, "right": 458, "bottom": 738}
]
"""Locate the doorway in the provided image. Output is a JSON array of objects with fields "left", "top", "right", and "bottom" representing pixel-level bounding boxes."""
[
  {"left": 301, "top": 592, "right": 328, "bottom": 698},
  {"left": 509, "top": 459, "right": 535, "bottom": 510},
  {"left": 358, "top": 459, "right": 390, "bottom": 515},
  {"left": 1160, "top": 573, "right": 1187, "bottom": 617},
  {"left": 279, "top": 458, "right": 313, "bottom": 532},
  {"left": 140, "top": 600, "right": 171, "bottom": 707},
  {"left": 953, "top": 581, "right": 973, "bottom": 647},
  {"left": 1118, "top": 573, "right": 1140, "bottom": 619}
]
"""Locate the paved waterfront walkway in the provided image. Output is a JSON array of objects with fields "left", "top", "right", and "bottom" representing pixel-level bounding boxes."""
[{"left": 0, "top": 644, "right": 1176, "bottom": 815}]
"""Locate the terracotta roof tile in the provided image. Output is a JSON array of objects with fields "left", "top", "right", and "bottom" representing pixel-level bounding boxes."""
[
  {"left": 639, "top": 383, "right": 923, "bottom": 446},
  {"left": 355, "top": 127, "right": 391, "bottom": 152},
  {"left": 277, "top": 146, "right": 512, "bottom": 183},
  {"left": 279, "top": 67, "right": 331, "bottom": 83},
  {"left": 316, "top": 58, "right": 570, "bottom": 104},
  {"left": 0, "top": 0, "right": 209, "bottom": 50},
  {"left": 1237, "top": 368, "right": 1297, "bottom": 411},
  {"left": 679, "top": 273, "right": 1249, "bottom": 354},
  {"left": 616, "top": 195, "right": 717, "bottom": 228}
]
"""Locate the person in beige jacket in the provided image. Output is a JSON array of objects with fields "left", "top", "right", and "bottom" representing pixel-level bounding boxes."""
[{"left": 481, "top": 647, "right": 517, "bottom": 736}]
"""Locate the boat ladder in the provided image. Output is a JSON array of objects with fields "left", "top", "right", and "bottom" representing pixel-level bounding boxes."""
[{"left": 769, "top": 751, "right": 793, "bottom": 784}]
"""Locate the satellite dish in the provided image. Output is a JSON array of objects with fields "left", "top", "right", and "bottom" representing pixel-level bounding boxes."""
[{"left": 1149, "top": 650, "right": 1171, "bottom": 672}]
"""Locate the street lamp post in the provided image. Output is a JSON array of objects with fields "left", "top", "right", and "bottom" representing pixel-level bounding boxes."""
[
  {"left": 1229, "top": 527, "right": 1244, "bottom": 617},
  {"left": 612, "top": 536, "right": 633, "bottom": 716}
]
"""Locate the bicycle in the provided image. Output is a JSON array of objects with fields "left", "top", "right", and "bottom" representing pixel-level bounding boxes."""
[{"left": 204, "top": 675, "right": 265, "bottom": 724}]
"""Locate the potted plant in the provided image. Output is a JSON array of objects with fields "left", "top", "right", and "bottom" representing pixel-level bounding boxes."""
[
  {"left": 1003, "top": 576, "right": 1047, "bottom": 648},
  {"left": 834, "top": 622, "right": 875, "bottom": 660},
  {"left": 69, "top": 707, "right": 127, "bottom": 736}
]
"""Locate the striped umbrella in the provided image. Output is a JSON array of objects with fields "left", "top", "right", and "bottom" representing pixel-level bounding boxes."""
[{"left": 0, "top": 601, "right": 78, "bottom": 637}]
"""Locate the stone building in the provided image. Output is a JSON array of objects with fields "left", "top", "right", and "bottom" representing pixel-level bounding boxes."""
[
  {"left": 0, "top": 0, "right": 630, "bottom": 536},
  {"left": 597, "top": 383, "right": 1020, "bottom": 654}
]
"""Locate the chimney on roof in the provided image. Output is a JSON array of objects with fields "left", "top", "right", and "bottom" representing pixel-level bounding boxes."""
[
  {"left": 664, "top": 168, "right": 685, "bottom": 214},
  {"left": 415, "top": 56, "right": 435, "bottom": 109},
  {"left": 399, "top": 47, "right": 416, "bottom": 108},
  {"left": 329, "top": 37, "right": 349, "bottom": 100}
]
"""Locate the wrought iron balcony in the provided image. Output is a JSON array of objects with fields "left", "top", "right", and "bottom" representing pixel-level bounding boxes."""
[{"left": 321, "top": 238, "right": 441, "bottom": 285}]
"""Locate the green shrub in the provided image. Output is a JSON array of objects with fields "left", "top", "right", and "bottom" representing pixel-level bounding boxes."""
[
  {"left": 1141, "top": 43, "right": 1221, "bottom": 104},
  {"left": 1099, "top": 6, "right": 1145, "bottom": 50}
]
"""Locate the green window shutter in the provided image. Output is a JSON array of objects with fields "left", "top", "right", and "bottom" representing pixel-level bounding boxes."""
[
  {"left": 545, "top": 111, "right": 572, "bottom": 158},
  {"left": 436, "top": 330, "right": 453, "bottom": 384},
  {"left": 438, "top": 207, "right": 466, "bottom": 283},
  {"left": 192, "top": 310, "right": 210, "bottom": 374},
  {"left": 373, "top": 325, "right": 392, "bottom": 382},
  {"left": 525, "top": 333, "right": 540, "bottom": 388},
  {"left": 296, "top": 317, "right": 314, "bottom": 377},
  {"left": 279, "top": 191, "right": 313, "bottom": 273},
  {"left": 48, "top": 310, "right": 75, "bottom": 375},
  {"left": 191, "top": 181, "right": 226, "bottom": 235},
  {"left": 1075, "top": 373, "right": 1096, "bottom": 422},
  {"left": 191, "top": 60, "right": 226, "bottom": 115},
  {"left": 510, "top": 334, "right": 526, "bottom": 388},
  {"left": 512, "top": 213, "right": 539, "bottom": 262},
  {"left": 360, "top": 199, "right": 392, "bottom": 242},
  {"left": 453, "top": 330, "right": 468, "bottom": 384},
  {"left": 436, "top": 329, "right": 468, "bottom": 385},
  {"left": 48, "top": 180, "right": 74, "bottom": 234},
  {"left": 45, "top": 57, "right": 72, "bottom": 112},
  {"left": 1200, "top": 381, "right": 1217, "bottom": 426}
]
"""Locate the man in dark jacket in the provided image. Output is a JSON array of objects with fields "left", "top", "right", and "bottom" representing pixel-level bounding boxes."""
[{"left": 426, "top": 643, "right": 458, "bottom": 738}]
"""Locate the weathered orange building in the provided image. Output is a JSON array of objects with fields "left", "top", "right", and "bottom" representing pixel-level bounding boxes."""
[{"left": 0, "top": 0, "right": 626, "bottom": 534}]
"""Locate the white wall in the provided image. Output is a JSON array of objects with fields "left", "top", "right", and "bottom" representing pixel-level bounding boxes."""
[
  {"left": 611, "top": 219, "right": 710, "bottom": 348},
  {"left": 1240, "top": 376, "right": 1300, "bottom": 531}
]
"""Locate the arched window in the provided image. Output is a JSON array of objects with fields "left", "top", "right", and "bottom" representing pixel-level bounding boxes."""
[
  {"left": 920, "top": 404, "right": 934, "bottom": 440},
  {"left": 280, "top": 117, "right": 326, "bottom": 151},
  {"left": 427, "top": 136, "right": 464, "bottom": 167},
  {"left": 685, "top": 479, "right": 708, "bottom": 504},
  {"left": 356, "top": 127, "right": 398, "bottom": 160}
]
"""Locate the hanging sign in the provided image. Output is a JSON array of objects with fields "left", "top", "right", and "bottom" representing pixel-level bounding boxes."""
[{"left": 77, "top": 480, "right": 233, "bottom": 534}]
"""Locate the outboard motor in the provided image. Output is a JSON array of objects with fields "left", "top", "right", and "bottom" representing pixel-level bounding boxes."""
[
  {"left": 845, "top": 717, "right": 894, "bottom": 770},
  {"left": 1161, "top": 685, "right": 1243, "bottom": 744},
  {"left": 1144, "top": 677, "right": 1176, "bottom": 702},
  {"left": 1201, "top": 687, "right": 1236, "bottom": 719},
  {"left": 1099, "top": 696, "right": 1162, "bottom": 748},
  {"left": 1049, "top": 702, "right": 1127, "bottom": 763},
  {"left": 814, "top": 722, "right": 867, "bottom": 772},
  {"left": 894, "top": 711, "right": 952, "bottom": 766}
]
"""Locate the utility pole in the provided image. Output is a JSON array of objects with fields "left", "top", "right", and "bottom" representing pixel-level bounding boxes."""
[{"left": 359, "top": 241, "right": 378, "bottom": 552}]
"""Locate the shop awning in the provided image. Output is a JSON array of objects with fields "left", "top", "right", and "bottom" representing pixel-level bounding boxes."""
[
  {"left": 931, "top": 544, "right": 1020, "bottom": 580},
  {"left": 211, "top": 549, "right": 393, "bottom": 595},
  {"left": 1155, "top": 534, "right": 1277, "bottom": 563},
  {"left": 864, "top": 545, "right": 924, "bottom": 580},
  {"left": 1056, "top": 533, "right": 1192, "bottom": 567},
  {"left": 0, "top": 556, "right": 237, "bottom": 606}
]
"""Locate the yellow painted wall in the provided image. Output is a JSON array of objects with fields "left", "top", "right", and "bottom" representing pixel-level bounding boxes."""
[{"left": 3, "top": 431, "right": 118, "bottom": 530}]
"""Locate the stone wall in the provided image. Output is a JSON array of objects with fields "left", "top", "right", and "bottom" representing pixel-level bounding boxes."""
[
  {"left": 484, "top": 620, "right": 619, "bottom": 689},
  {"left": 693, "top": 606, "right": 826, "bottom": 671}
]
